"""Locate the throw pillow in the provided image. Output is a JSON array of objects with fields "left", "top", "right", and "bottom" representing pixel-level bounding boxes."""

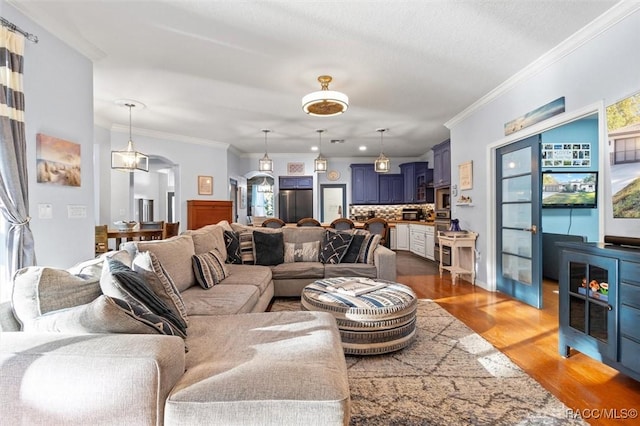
[
  {"left": 320, "top": 231, "right": 353, "bottom": 264},
  {"left": 192, "top": 249, "right": 229, "bottom": 289},
  {"left": 102, "top": 259, "right": 187, "bottom": 335},
  {"left": 358, "top": 233, "right": 382, "bottom": 264},
  {"left": 341, "top": 234, "right": 366, "bottom": 263},
  {"left": 253, "top": 230, "right": 285, "bottom": 266},
  {"left": 223, "top": 230, "right": 242, "bottom": 264},
  {"left": 284, "top": 241, "right": 320, "bottom": 262},
  {"left": 26, "top": 295, "right": 185, "bottom": 338},
  {"left": 135, "top": 234, "right": 196, "bottom": 292},
  {"left": 132, "top": 251, "right": 189, "bottom": 327},
  {"left": 238, "top": 231, "right": 255, "bottom": 265}
]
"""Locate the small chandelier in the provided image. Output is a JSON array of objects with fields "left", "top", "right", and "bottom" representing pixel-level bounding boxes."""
[
  {"left": 259, "top": 129, "right": 273, "bottom": 172},
  {"left": 256, "top": 177, "right": 273, "bottom": 193},
  {"left": 111, "top": 100, "right": 149, "bottom": 172},
  {"left": 314, "top": 129, "right": 328, "bottom": 173},
  {"left": 374, "top": 128, "right": 390, "bottom": 173},
  {"left": 302, "top": 75, "right": 349, "bottom": 116}
]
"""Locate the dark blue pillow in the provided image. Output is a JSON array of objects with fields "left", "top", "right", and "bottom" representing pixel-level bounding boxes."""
[
  {"left": 341, "top": 233, "right": 365, "bottom": 263},
  {"left": 253, "top": 231, "right": 284, "bottom": 266},
  {"left": 223, "top": 230, "right": 242, "bottom": 264},
  {"left": 320, "top": 231, "right": 353, "bottom": 264}
]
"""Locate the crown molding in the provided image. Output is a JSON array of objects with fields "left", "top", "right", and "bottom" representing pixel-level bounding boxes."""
[
  {"left": 110, "top": 124, "right": 229, "bottom": 149},
  {"left": 445, "top": 1, "right": 640, "bottom": 129}
]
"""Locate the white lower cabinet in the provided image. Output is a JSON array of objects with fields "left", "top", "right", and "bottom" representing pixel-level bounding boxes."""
[
  {"left": 390, "top": 227, "right": 397, "bottom": 250},
  {"left": 396, "top": 223, "right": 409, "bottom": 250},
  {"left": 425, "top": 227, "right": 435, "bottom": 260},
  {"left": 407, "top": 223, "right": 435, "bottom": 260}
]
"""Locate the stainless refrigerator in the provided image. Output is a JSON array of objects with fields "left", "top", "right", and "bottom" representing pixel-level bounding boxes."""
[{"left": 279, "top": 189, "right": 313, "bottom": 223}]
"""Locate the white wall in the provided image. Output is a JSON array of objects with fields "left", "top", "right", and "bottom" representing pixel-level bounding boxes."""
[
  {"left": 108, "top": 129, "right": 229, "bottom": 229},
  {"left": 3, "top": 2, "right": 95, "bottom": 268},
  {"left": 447, "top": 5, "right": 640, "bottom": 289}
]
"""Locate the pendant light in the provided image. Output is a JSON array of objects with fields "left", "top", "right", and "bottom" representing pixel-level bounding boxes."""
[
  {"left": 302, "top": 75, "right": 349, "bottom": 116},
  {"left": 314, "top": 129, "right": 328, "bottom": 173},
  {"left": 111, "top": 100, "right": 149, "bottom": 172},
  {"left": 259, "top": 129, "right": 273, "bottom": 172},
  {"left": 374, "top": 128, "right": 390, "bottom": 173}
]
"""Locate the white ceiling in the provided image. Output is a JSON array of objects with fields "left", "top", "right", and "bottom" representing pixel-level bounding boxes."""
[{"left": 11, "top": 0, "right": 618, "bottom": 158}]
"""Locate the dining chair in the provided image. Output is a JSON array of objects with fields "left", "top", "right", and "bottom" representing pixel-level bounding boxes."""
[
  {"left": 330, "top": 218, "right": 355, "bottom": 231},
  {"left": 296, "top": 217, "right": 322, "bottom": 227},
  {"left": 95, "top": 225, "right": 109, "bottom": 256},
  {"left": 262, "top": 218, "right": 286, "bottom": 228},
  {"left": 364, "top": 217, "right": 389, "bottom": 246},
  {"left": 163, "top": 221, "right": 180, "bottom": 239}
]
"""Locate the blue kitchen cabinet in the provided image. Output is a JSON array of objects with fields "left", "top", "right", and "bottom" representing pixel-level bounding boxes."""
[
  {"left": 279, "top": 176, "right": 313, "bottom": 189},
  {"left": 379, "top": 174, "right": 404, "bottom": 204},
  {"left": 400, "top": 162, "right": 433, "bottom": 203},
  {"left": 351, "top": 164, "right": 379, "bottom": 204},
  {"left": 433, "top": 139, "right": 451, "bottom": 188}
]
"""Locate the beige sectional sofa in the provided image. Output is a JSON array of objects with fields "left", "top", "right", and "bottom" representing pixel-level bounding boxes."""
[{"left": 0, "top": 221, "right": 396, "bottom": 425}]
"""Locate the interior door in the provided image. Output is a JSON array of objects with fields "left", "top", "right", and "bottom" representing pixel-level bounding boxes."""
[{"left": 496, "top": 135, "right": 543, "bottom": 308}]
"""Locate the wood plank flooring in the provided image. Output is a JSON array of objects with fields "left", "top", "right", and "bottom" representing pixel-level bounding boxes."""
[{"left": 396, "top": 251, "right": 640, "bottom": 426}]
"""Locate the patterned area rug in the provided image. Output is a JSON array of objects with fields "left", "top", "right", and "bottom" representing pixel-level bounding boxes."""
[{"left": 270, "top": 298, "right": 585, "bottom": 426}]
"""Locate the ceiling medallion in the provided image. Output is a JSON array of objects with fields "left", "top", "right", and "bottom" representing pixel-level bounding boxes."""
[{"left": 302, "top": 75, "right": 349, "bottom": 117}]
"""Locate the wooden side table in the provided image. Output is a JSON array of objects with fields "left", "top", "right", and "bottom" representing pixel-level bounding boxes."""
[{"left": 438, "top": 231, "right": 478, "bottom": 285}]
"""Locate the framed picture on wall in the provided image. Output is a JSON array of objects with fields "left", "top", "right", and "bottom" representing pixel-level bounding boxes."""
[
  {"left": 287, "top": 162, "right": 305, "bottom": 175},
  {"left": 459, "top": 161, "right": 473, "bottom": 190},
  {"left": 198, "top": 175, "right": 213, "bottom": 195}
]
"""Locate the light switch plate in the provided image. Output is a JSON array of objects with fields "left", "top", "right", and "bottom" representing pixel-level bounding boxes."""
[{"left": 38, "top": 203, "right": 53, "bottom": 219}]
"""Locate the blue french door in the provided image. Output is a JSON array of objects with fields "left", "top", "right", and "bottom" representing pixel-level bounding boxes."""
[{"left": 496, "top": 135, "right": 543, "bottom": 308}]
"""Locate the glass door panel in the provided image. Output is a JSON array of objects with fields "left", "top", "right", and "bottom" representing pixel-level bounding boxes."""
[{"left": 496, "top": 135, "right": 542, "bottom": 308}]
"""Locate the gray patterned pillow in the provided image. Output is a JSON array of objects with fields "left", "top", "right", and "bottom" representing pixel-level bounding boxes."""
[
  {"left": 238, "top": 231, "right": 255, "bottom": 265},
  {"left": 320, "top": 232, "right": 353, "bottom": 264},
  {"left": 192, "top": 249, "right": 229, "bottom": 289},
  {"left": 284, "top": 241, "right": 320, "bottom": 262},
  {"left": 358, "top": 233, "right": 382, "bottom": 264}
]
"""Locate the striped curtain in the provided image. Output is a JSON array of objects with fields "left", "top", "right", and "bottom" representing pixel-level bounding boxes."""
[{"left": 0, "top": 26, "right": 35, "bottom": 293}]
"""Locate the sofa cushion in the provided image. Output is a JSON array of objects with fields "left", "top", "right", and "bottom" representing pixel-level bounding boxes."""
[
  {"left": 324, "top": 263, "right": 378, "bottom": 279},
  {"left": 284, "top": 241, "right": 320, "bottom": 262},
  {"left": 182, "top": 224, "right": 227, "bottom": 259},
  {"left": 135, "top": 234, "right": 196, "bottom": 292},
  {"left": 271, "top": 262, "right": 325, "bottom": 280},
  {"left": 180, "top": 284, "right": 260, "bottom": 316},
  {"left": 11, "top": 250, "right": 130, "bottom": 328},
  {"left": 320, "top": 231, "right": 353, "bottom": 264},
  {"left": 222, "top": 264, "right": 273, "bottom": 295},
  {"left": 253, "top": 231, "right": 284, "bottom": 266},
  {"left": 25, "top": 294, "right": 185, "bottom": 337},
  {"left": 101, "top": 259, "right": 187, "bottom": 335},
  {"left": 223, "top": 230, "right": 242, "bottom": 264},
  {"left": 132, "top": 250, "right": 189, "bottom": 327},
  {"left": 192, "top": 249, "right": 229, "bottom": 289},
  {"left": 165, "top": 312, "right": 350, "bottom": 425}
]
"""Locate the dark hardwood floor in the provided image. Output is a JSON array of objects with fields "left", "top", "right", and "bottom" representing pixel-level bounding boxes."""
[{"left": 396, "top": 251, "right": 640, "bottom": 426}]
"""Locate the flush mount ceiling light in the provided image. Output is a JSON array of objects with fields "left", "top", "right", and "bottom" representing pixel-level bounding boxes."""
[
  {"left": 111, "top": 100, "right": 149, "bottom": 172},
  {"left": 374, "top": 128, "right": 390, "bottom": 173},
  {"left": 259, "top": 129, "right": 273, "bottom": 172},
  {"left": 314, "top": 129, "right": 328, "bottom": 173},
  {"left": 302, "top": 75, "right": 349, "bottom": 116}
]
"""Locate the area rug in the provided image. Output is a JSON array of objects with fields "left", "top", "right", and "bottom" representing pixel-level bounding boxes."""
[{"left": 270, "top": 298, "right": 585, "bottom": 425}]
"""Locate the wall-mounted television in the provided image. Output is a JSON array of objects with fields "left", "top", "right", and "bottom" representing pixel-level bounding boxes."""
[{"left": 542, "top": 171, "right": 598, "bottom": 208}]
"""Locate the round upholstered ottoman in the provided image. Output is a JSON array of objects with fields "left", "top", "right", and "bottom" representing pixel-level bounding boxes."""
[{"left": 301, "top": 277, "right": 417, "bottom": 355}]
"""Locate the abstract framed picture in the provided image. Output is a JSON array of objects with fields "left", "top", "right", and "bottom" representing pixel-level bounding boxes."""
[
  {"left": 198, "top": 175, "right": 213, "bottom": 195},
  {"left": 36, "top": 133, "right": 81, "bottom": 187},
  {"left": 287, "top": 162, "right": 305, "bottom": 175}
]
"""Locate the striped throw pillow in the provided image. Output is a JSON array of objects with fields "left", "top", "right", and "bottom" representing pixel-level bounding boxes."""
[{"left": 192, "top": 249, "right": 229, "bottom": 289}]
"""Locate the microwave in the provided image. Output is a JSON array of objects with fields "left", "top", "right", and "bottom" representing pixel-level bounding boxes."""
[{"left": 402, "top": 209, "right": 420, "bottom": 221}]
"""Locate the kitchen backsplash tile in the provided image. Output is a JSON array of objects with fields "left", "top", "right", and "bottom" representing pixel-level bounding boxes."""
[{"left": 349, "top": 204, "right": 434, "bottom": 221}]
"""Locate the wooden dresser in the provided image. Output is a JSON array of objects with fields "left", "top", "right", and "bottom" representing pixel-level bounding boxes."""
[{"left": 187, "top": 200, "right": 232, "bottom": 230}]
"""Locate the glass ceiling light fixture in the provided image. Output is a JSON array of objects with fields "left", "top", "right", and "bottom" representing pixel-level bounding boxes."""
[
  {"left": 111, "top": 100, "right": 149, "bottom": 172},
  {"left": 374, "top": 128, "right": 390, "bottom": 173},
  {"left": 259, "top": 129, "right": 273, "bottom": 172},
  {"left": 302, "top": 75, "right": 349, "bottom": 116},
  {"left": 314, "top": 129, "right": 328, "bottom": 173}
]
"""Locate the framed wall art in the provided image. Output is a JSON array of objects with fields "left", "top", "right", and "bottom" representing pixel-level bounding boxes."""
[
  {"left": 458, "top": 161, "right": 473, "bottom": 190},
  {"left": 198, "top": 175, "right": 213, "bottom": 195},
  {"left": 36, "top": 133, "right": 81, "bottom": 187},
  {"left": 541, "top": 143, "right": 591, "bottom": 168},
  {"left": 287, "top": 162, "right": 305, "bottom": 175}
]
